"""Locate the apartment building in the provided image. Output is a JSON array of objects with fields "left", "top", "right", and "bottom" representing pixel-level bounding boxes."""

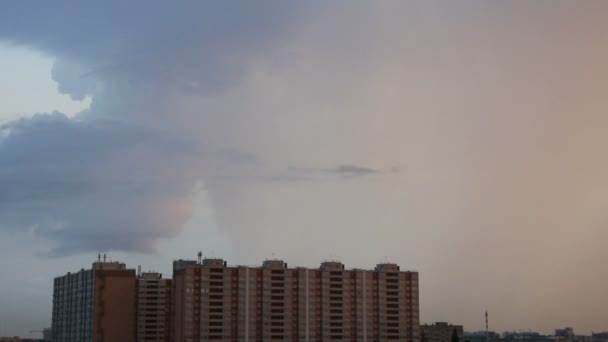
[
  {"left": 172, "top": 255, "right": 420, "bottom": 342},
  {"left": 136, "top": 272, "right": 172, "bottom": 342},
  {"left": 52, "top": 266, "right": 95, "bottom": 342},
  {"left": 51, "top": 258, "right": 137, "bottom": 342}
]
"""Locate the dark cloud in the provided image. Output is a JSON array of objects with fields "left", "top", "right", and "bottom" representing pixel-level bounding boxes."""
[
  {"left": 0, "top": 2, "right": 302, "bottom": 100},
  {"left": 0, "top": 1, "right": 390, "bottom": 255},
  {"left": 0, "top": 2, "right": 305, "bottom": 254},
  {"left": 0, "top": 112, "right": 206, "bottom": 254},
  {"left": 281, "top": 164, "right": 389, "bottom": 181}
]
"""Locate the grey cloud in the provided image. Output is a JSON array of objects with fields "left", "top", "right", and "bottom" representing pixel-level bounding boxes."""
[
  {"left": 0, "top": 2, "right": 302, "bottom": 255},
  {"left": 0, "top": 2, "right": 303, "bottom": 100},
  {"left": 281, "top": 164, "right": 393, "bottom": 181},
  {"left": 327, "top": 164, "right": 381, "bottom": 177},
  {"left": 0, "top": 109, "right": 258, "bottom": 255},
  {"left": 0, "top": 112, "right": 208, "bottom": 254},
  {"left": 51, "top": 59, "right": 98, "bottom": 101}
]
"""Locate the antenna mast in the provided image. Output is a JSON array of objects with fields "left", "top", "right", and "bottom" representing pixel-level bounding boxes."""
[{"left": 485, "top": 310, "right": 489, "bottom": 342}]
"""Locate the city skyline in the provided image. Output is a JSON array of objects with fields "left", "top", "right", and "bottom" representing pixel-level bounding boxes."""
[
  {"left": 2, "top": 1, "right": 608, "bottom": 337},
  {"left": 51, "top": 255, "right": 420, "bottom": 342}
]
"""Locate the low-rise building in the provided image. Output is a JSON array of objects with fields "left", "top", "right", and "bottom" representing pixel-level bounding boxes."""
[
  {"left": 421, "top": 322, "right": 464, "bottom": 342},
  {"left": 556, "top": 328, "right": 575, "bottom": 341},
  {"left": 464, "top": 330, "right": 501, "bottom": 342},
  {"left": 502, "top": 332, "right": 554, "bottom": 342},
  {"left": 592, "top": 333, "right": 608, "bottom": 342}
]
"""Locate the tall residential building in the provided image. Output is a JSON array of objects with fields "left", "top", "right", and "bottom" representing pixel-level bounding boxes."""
[
  {"left": 172, "top": 256, "right": 420, "bottom": 342},
  {"left": 420, "top": 322, "right": 464, "bottom": 342},
  {"left": 136, "top": 272, "right": 172, "bottom": 342},
  {"left": 52, "top": 258, "right": 137, "bottom": 342}
]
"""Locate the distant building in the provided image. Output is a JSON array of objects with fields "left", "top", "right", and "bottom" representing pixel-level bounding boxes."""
[
  {"left": 136, "top": 272, "right": 172, "bottom": 342},
  {"left": 0, "top": 336, "right": 52, "bottom": 342},
  {"left": 502, "top": 332, "right": 554, "bottom": 342},
  {"left": 556, "top": 328, "right": 575, "bottom": 341},
  {"left": 172, "top": 256, "right": 420, "bottom": 342},
  {"left": 592, "top": 333, "right": 608, "bottom": 342},
  {"left": 464, "top": 330, "right": 501, "bottom": 342},
  {"left": 421, "top": 322, "right": 464, "bottom": 342},
  {"left": 51, "top": 259, "right": 137, "bottom": 342}
]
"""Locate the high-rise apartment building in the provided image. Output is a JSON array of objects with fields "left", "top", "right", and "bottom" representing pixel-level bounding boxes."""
[
  {"left": 52, "top": 255, "right": 420, "bottom": 342},
  {"left": 172, "top": 256, "right": 420, "bottom": 342},
  {"left": 52, "top": 266, "right": 95, "bottom": 342},
  {"left": 52, "top": 258, "right": 137, "bottom": 342},
  {"left": 136, "top": 272, "right": 172, "bottom": 342}
]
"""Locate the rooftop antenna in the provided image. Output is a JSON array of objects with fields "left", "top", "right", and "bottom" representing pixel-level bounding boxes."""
[
  {"left": 97, "top": 253, "right": 101, "bottom": 262},
  {"left": 103, "top": 253, "right": 107, "bottom": 262},
  {"left": 137, "top": 265, "right": 142, "bottom": 277},
  {"left": 197, "top": 251, "right": 202, "bottom": 264},
  {"left": 485, "top": 310, "right": 489, "bottom": 342}
]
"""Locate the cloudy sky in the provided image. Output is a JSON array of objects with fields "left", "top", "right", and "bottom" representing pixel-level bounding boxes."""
[{"left": 2, "top": 1, "right": 608, "bottom": 337}]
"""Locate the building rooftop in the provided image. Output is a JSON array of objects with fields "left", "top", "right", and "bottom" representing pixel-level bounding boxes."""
[
  {"left": 93, "top": 261, "right": 127, "bottom": 270},
  {"left": 172, "top": 255, "right": 417, "bottom": 273},
  {"left": 139, "top": 272, "right": 164, "bottom": 279}
]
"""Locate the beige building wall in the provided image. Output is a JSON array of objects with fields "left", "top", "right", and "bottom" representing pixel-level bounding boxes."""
[
  {"left": 93, "top": 267, "right": 136, "bottom": 342},
  {"left": 296, "top": 268, "right": 322, "bottom": 342},
  {"left": 172, "top": 260, "right": 198, "bottom": 342},
  {"left": 235, "top": 266, "right": 262, "bottom": 341},
  {"left": 136, "top": 272, "right": 172, "bottom": 342}
]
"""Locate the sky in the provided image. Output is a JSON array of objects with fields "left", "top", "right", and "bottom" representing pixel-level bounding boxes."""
[{"left": 1, "top": 0, "right": 608, "bottom": 337}]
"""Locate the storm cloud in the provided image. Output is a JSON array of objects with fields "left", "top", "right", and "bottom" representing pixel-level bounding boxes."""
[
  {"left": 0, "top": 2, "right": 308, "bottom": 253},
  {"left": 0, "top": 112, "right": 204, "bottom": 254}
]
